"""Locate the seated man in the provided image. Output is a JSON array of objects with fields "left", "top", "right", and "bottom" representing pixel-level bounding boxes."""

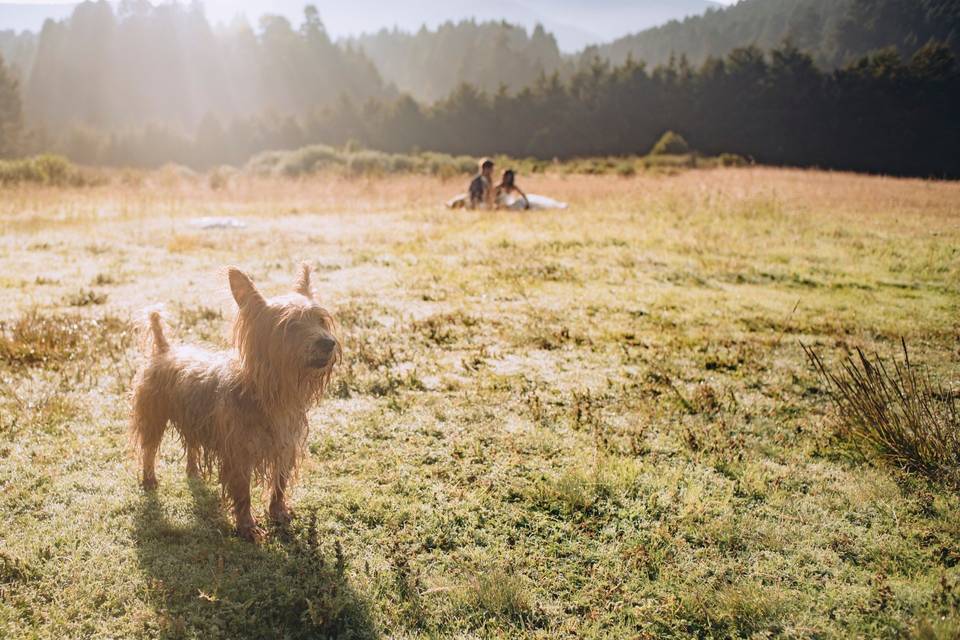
[
  {"left": 468, "top": 158, "right": 495, "bottom": 209},
  {"left": 447, "top": 158, "right": 566, "bottom": 211}
]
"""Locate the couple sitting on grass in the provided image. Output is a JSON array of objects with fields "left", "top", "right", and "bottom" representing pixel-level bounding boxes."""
[{"left": 447, "top": 157, "right": 567, "bottom": 211}]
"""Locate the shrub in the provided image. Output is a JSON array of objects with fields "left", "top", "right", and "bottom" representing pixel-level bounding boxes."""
[
  {"left": 238, "top": 142, "right": 744, "bottom": 180},
  {"left": 805, "top": 340, "right": 960, "bottom": 487},
  {"left": 650, "top": 131, "right": 690, "bottom": 156},
  {"left": 417, "top": 152, "right": 475, "bottom": 178},
  {"left": 208, "top": 165, "right": 235, "bottom": 190},
  {"left": 31, "top": 155, "right": 70, "bottom": 183},
  {"left": 152, "top": 163, "right": 197, "bottom": 190},
  {"left": 243, "top": 146, "right": 481, "bottom": 179},
  {"left": 461, "top": 568, "right": 534, "bottom": 624},
  {"left": 244, "top": 150, "right": 286, "bottom": 176},
  {"left": 0, "top": 310, "right": 129, "bottom": 369},
  {"left": 64, "top": 289, "right": 107, "bottom": 307},
  {"left": 345, "top": 150, "right": 391, "bottom": 176},
  {"left": 279, "top": 144, "right": 342, "bottom": 177},
  {"left": 453, "top": 154, "right": 479, "bottom": 175},
  {"left": 0, "top": 154, "right": 84, "bottom": 187},
  {"left": 718, "top": 153, "right": 748, "bottom": 167},
  {"left": 387, "top": 153, "right": 416, "bottom": 173},
  {"left": 679, "top": 581, "right": 785, "bottom": 638}
]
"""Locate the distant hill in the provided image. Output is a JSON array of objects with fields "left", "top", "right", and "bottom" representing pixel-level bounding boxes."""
[
  {"left": 586, "top": 0, "right": 960, "bottom": 69},
  {"left": 523, "top": 0, "right": 723, "bottom": 47}
]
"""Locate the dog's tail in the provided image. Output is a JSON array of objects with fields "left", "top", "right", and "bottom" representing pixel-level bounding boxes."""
[{"left": 145, "top": 307, "right": 169, "bottom": 355}]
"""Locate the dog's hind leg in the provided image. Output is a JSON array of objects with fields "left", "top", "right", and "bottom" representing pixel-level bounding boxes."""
[{"left": 133, "top": 414, "right": 165, "bottom": 491}]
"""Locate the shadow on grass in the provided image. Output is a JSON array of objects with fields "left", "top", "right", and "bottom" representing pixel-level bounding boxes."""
[{"left": 133, "top": 481, "right": 377, "bottom": 639}]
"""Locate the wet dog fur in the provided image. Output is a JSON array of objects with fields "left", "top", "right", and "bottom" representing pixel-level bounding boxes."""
[{"left": 130, "top": 264, "right": 340, "bottom": 541}]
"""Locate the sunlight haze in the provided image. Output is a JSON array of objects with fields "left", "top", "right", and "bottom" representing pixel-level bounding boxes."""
[{"left": 0, "top": 0, "right": 737, "bottom": 50}]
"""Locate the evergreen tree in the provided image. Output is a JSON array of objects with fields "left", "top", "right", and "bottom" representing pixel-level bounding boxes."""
[
  {"left": 0, "top": 53, "right": 22, "bottom": 158},
  {"left": 350, "top": 20, "right": 566, "bottom": 102}
]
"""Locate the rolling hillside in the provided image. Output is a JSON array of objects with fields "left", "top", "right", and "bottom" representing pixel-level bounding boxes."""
[{"left": 586, "top": 0, "right": 960, "bottom": 68}]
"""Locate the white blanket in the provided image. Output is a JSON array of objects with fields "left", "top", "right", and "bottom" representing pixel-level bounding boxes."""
[
  {"left": 446, "top": 193, "right": 568, "bottom": 210},
  {"left": 503, "top": 193, "right": 569, "bottom": 211}
]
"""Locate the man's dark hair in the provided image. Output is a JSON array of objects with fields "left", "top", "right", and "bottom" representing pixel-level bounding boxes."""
[{"left": 480, "top": 158, "right": 494, "bottom": 171}]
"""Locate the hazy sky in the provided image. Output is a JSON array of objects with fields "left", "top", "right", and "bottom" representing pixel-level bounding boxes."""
[{"left": 1, "top": 0, "right": 743, "bottom": 51}]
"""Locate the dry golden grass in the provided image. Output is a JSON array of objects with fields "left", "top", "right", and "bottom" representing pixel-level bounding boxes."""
[{"left": 1, "top": 166, "right": 959, "bottom": 639}]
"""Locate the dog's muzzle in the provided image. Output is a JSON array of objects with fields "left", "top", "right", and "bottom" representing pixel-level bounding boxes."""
[{"left": 308, "top": 336, "right": 339, "bottom": 369}]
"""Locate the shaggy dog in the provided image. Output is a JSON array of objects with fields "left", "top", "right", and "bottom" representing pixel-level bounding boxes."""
[{"left": 130, "top": 264, "right": 340, "bottom": 541}]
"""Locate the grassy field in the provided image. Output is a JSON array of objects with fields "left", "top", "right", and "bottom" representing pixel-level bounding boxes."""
[{"left": 1, "top": 167, "right": 959, "bottom": 639}]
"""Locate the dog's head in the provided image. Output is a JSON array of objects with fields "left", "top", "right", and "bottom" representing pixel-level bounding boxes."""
[{"left": 229, "top": 263, "right": 341, "bottom": 405}]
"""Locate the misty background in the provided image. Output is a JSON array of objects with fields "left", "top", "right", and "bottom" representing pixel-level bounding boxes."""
[
  {"left": 0, "top": 0, "right": 957, "bottom": 176},
  {"left": 2, "top": 1, "right": 732, "bottom": 51}
]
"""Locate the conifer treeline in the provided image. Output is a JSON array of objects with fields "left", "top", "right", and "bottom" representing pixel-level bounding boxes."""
[
  {"left": 0, "top": 1, "right": 957, "bottom": 177},
  {"left": 29, "top": 44, "right": 959, "bottom": 178},
  {"left": 0, "top": 52, "right": 21, "bottom": 158},
  {"left": 349, "top": 22, "right": 565, "bottom": 103},
  {"left": 9, "top": 1, "right": 389, "bottom": 130}
]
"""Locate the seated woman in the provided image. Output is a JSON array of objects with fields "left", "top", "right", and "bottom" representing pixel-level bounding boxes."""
[{"left": 494, "top": 169, "right": 530, "bottom": 210}]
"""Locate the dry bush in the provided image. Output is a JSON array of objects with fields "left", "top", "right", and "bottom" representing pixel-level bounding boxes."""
[
  {"left": 0, "top": 310, "right": 130, "bottom": 370},
  {"left": 462, "top": 568, "right": 535, "bottom": 625},
  {"left": 805, "top": 340, "right": 960, "bottom": 487},
  {"left": 0, "top": 154, "right": 99, "bottom": 187}
]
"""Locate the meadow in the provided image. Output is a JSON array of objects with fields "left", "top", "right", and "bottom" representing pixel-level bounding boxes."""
[{"left": 0, "top": 166, "right": 958, "bottom": 638}]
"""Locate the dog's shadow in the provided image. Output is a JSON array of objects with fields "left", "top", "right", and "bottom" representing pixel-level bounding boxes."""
[{"left": 133, "top": 481, "right": 377, "bottom": 639}]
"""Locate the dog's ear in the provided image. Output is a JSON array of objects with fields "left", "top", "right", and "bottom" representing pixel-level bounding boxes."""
[
  {"left": 294, "top": 262, "right": 313, "bottom": 299},
  {"left": 228, "top": 268, "right": 265, "bottom": 309}
]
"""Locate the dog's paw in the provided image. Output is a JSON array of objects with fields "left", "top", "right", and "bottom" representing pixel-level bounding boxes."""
[
  {"left": 237, "top": 522, "right": 266, "bottom": 543},
  {"left": 268, "top": 505, "right": 295, "bottom": 525},
  {"left": 142, "top": 476, "right": 159, "bottom": 491}
]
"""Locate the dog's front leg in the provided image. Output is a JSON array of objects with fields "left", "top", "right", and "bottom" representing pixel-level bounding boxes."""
[
  {"left": 186, "top": 448, "right": 201, "bottom": 479},
  {"left": 224, "top": 462, "right": 263, "bottom": 542},
  {"left": 268, "top": 467, "right": 294, "bottom": 525}
]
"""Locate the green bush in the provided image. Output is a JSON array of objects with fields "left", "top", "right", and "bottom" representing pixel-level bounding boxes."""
[
  {"left": 387, "top": 154, "right": 416, "bottom": 173},
  {"left": 454, "top": 155, "right": 479, "bottom": 175},
  {"left": 718, "top": 153, "right": 748, "bottom": 167},
  {"left": 239, "top": 142, "right": 747, "bottom": 180},
  {"left": 345, "top": 150, "right": 392, "bottom": 176},
  {"left": 0, "top": 154, "right": 84, "bottom": 187},
  {"left": 417, "top": 152, "right": 475, "bottom": 178},
  {"left": 244, "top": 150, "right": 285, "bottom": 176},
  {"left": 280, "top": 145, "right": 342, "bottom": 177},
  {"left": 244, "top": 146, "right": 480, "bottom": 179},
  {"left": 650, "top": 131, "right": 691, "bottom": 156}
]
